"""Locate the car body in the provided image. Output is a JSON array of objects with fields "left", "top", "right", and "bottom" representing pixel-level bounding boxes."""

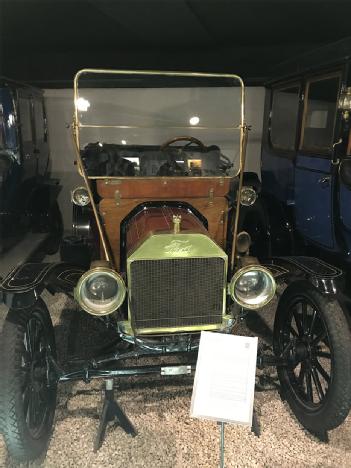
[
  {"left": 247, "top": 38, "right": 351, "bottom": 312},
  {"left": 0, "top": 77, "right": 61, "bottom": 253},
  {"left": 1, "top": 69, "right": 351, "bottom": 463}
]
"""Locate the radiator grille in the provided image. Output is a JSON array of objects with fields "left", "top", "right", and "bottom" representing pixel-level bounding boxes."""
[{"left": 129, "top": 257, "right": 225, "bottom": 330}]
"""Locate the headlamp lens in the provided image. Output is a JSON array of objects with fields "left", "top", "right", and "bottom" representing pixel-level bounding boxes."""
[
  {"left": 84, "top": 273, "right": 119, "bottom": 303},
  {"left": 75, "top": 269, "right": 126, "bottom": 315},
  {"left": 240, "top": 187, "right": 257, "bottom": 206},
  {"left": 72, "top": 186, "right": 90, "bottom": 206},
  {"left": 230, "top": 266, "right": 275, "bottom": 308}
]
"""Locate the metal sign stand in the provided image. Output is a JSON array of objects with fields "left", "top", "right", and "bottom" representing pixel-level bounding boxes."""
[
  {"left": 94, "top": 379, "right": 137, "bottom": 451},
  {"left": 218, "top": 408, "right": 260, "bottom": 467},
  {"left": 191, "top": 333, "right": 259, "bottom": 468},
  {"left": 219, "top": 421, "right": 225, "bottom": 468},
  {"left": 251, "top": 408, "right": 260, "bottom": 437}
]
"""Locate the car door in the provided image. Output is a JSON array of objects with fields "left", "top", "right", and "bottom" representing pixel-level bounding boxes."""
[
  {"left": 338, "top": 125, "right": 351, "bottom": 242},
  {"left": 15, "top": 91, "right": 38, "bottom": 234},
  {"left": 33, "top": 95, "right": 49, "bottom": 177},
  {"left": 294, "top": 73, "right": 342, "bottom": 250},
  {"left": 1, "top": 87, "right": 30, "bottom": 246},
  {"left": 18, "top": 91, "right": 37, "bottom": 181}
]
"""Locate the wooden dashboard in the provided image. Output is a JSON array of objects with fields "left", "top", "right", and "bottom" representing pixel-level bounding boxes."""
[{"left": 96, "top": 177, "right": 233, "bottom": 269}]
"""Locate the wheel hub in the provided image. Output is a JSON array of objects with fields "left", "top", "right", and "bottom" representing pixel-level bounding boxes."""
[
  {"left": 292, "top": 335, "right": 319, "bottom": 365},
  {"left": 30, "top": 352, "right": 47, "bottom": 384},
  {"left": 294, "top": 341, "right": 309, "bottom": 361}
]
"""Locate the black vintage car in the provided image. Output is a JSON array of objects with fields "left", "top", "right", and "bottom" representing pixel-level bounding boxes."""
[
  {"left": 0, "top": 77, "right": 62, "bottom": 254},
  {"left": 0, "top": 69, "right": 350, "bottom": 463}
]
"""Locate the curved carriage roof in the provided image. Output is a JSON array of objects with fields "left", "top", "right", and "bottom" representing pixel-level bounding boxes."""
[
  {"left": 0, "top": 76, "right": 43, "bottom": 94},
  {"left": 266, "top": 37, "right": 351, "bottom": 86}
]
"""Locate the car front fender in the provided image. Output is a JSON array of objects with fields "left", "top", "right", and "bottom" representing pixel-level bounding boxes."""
[
  {"left": 0, "top": 262, "right": 85, "bottom": 309},
  {"left": 263, "top": 256, "right": 344, "bottom": 295}
]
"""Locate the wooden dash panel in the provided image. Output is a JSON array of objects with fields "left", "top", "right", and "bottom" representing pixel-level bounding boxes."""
[
  {"left": 100, "top": 197, "right": 228, "bottom": 270},
  {"left": 97, "top": 177, "right": 231, "bottom": 199}
]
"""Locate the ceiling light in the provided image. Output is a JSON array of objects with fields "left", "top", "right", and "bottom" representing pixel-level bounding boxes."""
[
  {"left": 189, "top": 116, "right": 200, "bottom": 126},
  {"left": 76, "top": 97, "right": 90, "bottom": 112}
]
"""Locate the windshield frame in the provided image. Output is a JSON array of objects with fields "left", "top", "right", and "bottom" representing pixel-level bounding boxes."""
[
  {"left": 72, "top": 68, "right": 248, "bottom": 267},
  {"left": 73, "top": 68, "right": 246, "bottom": 180}
]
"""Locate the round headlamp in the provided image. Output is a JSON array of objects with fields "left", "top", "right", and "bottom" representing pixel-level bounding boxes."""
[
  {"left": 72, "top": 186, "right": 90, "bottom": 206},
  {"left": 240, "top": 186, "right": 257, "bottom": 206},
  {"left": 229, "top": 265, "right": 276, "bottom": 309},
  {"left": 75, "top": 267, "right": 126, "bottom": 316}
]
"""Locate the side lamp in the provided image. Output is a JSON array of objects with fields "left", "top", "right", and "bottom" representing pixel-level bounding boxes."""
[{"left": 339, "top": 86, "right": 351, "bottom": 110}]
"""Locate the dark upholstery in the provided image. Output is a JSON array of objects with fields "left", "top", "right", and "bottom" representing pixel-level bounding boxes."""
[{"left": 82, "top": 142, "right": 231, "bottom": 177}]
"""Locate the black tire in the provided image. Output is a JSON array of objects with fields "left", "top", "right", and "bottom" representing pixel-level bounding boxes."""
[
  {"left": 0, "top": 298, "right": 57, "bottom": 463},
  {"left": 273, "top": 280, "right": 351, "bottom": 434}
]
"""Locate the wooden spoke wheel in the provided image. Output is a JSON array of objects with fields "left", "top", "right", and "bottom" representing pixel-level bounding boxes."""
[
  {"left": 273, "top": 281, "right": 351, "bottom": 435},
  {"left": 0, "top": 299, "right": 57, "bottom": 463}
]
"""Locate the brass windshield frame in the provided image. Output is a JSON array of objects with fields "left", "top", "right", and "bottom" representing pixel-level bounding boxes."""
[{"left": 72, "top": 68, "right": 248, "bottom": 267}]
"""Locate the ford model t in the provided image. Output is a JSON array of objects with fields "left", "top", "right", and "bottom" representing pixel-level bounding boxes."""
[{"left": 0, "top": 69, "right": 350, "bottom": 463}]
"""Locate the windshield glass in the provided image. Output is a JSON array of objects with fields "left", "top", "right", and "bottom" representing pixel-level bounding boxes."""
[{"left": 74, "top": 70, "right": 244, "bottom": 178}]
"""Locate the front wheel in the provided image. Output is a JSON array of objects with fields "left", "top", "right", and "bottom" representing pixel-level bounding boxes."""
[
  {"left": 0, "top": 298, "right": 57, "bottom": 463},
  {"left": 273, "top": 281, "right": 351, "bottom": 434}
]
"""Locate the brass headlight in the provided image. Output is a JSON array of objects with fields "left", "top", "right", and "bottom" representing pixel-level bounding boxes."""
[
  {"left": 71, "top": 186, "right": 90, "bottom": 206},
  {"left": 240, "top": 186, "right": 257, "bottom": 206},
  {"left": 75, "top": 267, "right": 126, "bottom": 316},
  {"left": 229, "top": 265, "right": 276, "bottom": 309}
]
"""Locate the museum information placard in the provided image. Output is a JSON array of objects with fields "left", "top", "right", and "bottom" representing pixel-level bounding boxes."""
[{"left": 190, "top": 331, "right": 258, "bottom": 426}]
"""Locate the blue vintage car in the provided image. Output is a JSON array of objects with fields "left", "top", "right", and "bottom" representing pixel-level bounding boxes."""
[
  {"left": 240, "top": 38, "right": 351, "bottom": 312},
  {"left": 0, "top": 78, "right": 62, "bottom": 254},
  {"left": 237, "top": 39, "right": 351, "bottom": 440}
]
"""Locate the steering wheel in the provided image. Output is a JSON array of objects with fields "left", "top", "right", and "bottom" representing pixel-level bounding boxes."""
[{"left": 160, "top": 136, "right": 207, "bottom": 151}]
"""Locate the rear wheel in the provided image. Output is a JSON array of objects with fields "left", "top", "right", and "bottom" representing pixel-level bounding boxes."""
[
  {"left": 0, "top": 299, "right": 57, "bottom": 462},
  {"left": 273, "top": 281, "right": 351, "bottom": 434}
]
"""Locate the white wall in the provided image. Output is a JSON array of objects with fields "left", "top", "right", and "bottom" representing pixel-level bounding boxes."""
[{"left": 44, "top": 87, "right": 265, "bottom": 229}]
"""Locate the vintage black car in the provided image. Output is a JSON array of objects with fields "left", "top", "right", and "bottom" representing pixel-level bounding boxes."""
[
  {"left": 0, "top": 69, "right": 350, "bottom": 463},
  {"left": 0, "top": 77, "right": 62, "bottom": 254}
]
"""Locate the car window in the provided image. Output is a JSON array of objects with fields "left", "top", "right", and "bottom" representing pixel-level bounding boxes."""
[
  {"left": 270, "top": 85, "right": 300, "bottom": 151},
  {"left": 18, "top": 97, "right": 33, "bottom": 142},
  {"left": 300, "top": 75, "right": 341, "bottom": 153}
]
